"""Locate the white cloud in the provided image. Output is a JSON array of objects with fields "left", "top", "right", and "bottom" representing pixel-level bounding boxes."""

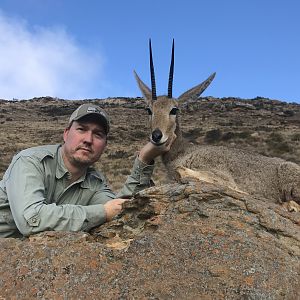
[{"left": 0, "top": 11, "right": 105, "bottom": 100}]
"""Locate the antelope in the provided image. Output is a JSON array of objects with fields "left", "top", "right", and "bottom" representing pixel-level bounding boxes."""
[{"left": 134, "top": 39, "right": 300, "bottom": 212}]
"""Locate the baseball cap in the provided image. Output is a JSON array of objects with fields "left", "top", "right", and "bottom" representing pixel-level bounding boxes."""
[{"left": 69, "top": 104, "right": 110, "bottom": 134}]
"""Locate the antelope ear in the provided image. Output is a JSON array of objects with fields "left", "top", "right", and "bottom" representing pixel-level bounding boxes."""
[
  {"left": 178, "top": 72, "right": 216, "bottom": 103},
  {"left": 134, "top": 70, "right": 152, "bottom": 104}
]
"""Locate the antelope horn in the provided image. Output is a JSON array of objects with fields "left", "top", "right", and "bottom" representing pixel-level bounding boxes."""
[
  {"left": 149, "top": 39, "right": 157, "bottom": 100},
  {"left": 168, "top": 39, "right": 175, "bottom": 98}
]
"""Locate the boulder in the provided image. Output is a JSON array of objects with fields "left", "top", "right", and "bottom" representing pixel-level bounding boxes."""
[{"left": 0, "top": 181, "right": 299, "bottom": 299}]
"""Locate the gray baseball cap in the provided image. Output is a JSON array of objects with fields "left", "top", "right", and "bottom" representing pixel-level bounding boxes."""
[{"left": 69, "top": 104, "right": 110, "bottom": 134}]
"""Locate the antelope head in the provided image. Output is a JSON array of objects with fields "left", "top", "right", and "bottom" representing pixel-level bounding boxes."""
[{"left": 134, "top": 39, "right": 216, "bottom": 146}]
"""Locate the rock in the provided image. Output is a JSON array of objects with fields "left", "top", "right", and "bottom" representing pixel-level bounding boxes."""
[{"left": 0, "top": 181, "right": 299, "bottom": 299}]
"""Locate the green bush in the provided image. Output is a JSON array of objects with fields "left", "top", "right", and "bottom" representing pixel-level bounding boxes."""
[
  {"left": 221, "top": 131, "right": 235, "bottom": 141},
  {"left": 204, "top": 129, "right": 222, "bottom": 143},
  {"left": 236, "top": 131, "right": 251, "bottom": 139},
  {"left": 266, "top": 133, "right": 291, "bottom": 154},
  {"left": 291, "top": 133, "right": 300, "bottom": 141}
]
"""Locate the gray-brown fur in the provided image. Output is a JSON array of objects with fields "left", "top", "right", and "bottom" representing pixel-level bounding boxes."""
[{"left": 164, "top": 140, "right": 300, "bottom": 204}]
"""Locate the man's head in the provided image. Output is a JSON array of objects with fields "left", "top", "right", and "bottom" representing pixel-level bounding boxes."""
[{"left": 62, "top": 104, "right": 110, "bottom": 169}]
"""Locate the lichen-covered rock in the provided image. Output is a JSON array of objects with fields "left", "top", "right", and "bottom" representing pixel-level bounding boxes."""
[{"left": 0, "top": 181, "right": 299, "bottom": 299}]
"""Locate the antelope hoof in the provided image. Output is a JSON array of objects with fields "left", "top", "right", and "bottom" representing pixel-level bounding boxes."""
[
  {"left": 175, "top": 166, "right": 212, "bottom": 183},
  {"left": 282, "top": 200, "right": 300, "bottom": 212}
]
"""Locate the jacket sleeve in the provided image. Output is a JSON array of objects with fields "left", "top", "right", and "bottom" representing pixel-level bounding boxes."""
[
  {"left": 117, "top": 156, "right": 155, "bottom": 198},
  {"left": 5, "top": 156, "right": 107, "bottom": 236}
]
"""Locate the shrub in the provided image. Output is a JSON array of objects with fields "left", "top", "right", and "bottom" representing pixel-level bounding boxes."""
[
  {"left": 221, "top": 132, "right": 235, "bottom": 141},
  {"left": 268, "top": 132, "right": 284, "bottom": 143},
  {"left": 236, "top": 131, "right": 251, "bottom": 139},
  {"left": 291, "top": 133, "right": 300, "bottom": 141},
  {"left": 266, "top": 133, "right": 291, "bottom": 154},
  {"left": 204, "top": 129, "right": 222, "bottom": 144}
]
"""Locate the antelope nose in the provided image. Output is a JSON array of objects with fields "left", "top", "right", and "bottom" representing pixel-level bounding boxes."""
[{"left": 152, "top": 129, "right": 163, "bottom": 143}]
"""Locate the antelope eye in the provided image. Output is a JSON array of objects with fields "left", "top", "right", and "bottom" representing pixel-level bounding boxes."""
[
  {"left": 170, "top": 107, "right": 179, "bottom": 115},
  {"left": 145, "top": 107, "right": 153, "bottom": 115}
]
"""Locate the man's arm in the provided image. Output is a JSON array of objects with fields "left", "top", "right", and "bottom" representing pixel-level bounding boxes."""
[
  {"left": 5, "top": 156, "right": 107, "bottom": 236},
  {"left": 117, "top": 141, "right": 172, "bottom": 198}
]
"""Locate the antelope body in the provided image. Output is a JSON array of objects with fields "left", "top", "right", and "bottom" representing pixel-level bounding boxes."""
[{"left": 134, "top": 40, "right": 300, "bottom": 210}]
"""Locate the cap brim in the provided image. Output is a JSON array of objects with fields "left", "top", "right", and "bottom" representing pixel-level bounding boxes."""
[{"left": 73, "top": 113, "right": 109, "bottom": 134}]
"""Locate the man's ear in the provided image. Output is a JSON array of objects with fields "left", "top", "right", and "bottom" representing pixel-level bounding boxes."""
[{"left": 63, "top": 127, "right": 70, "bottom": 143}]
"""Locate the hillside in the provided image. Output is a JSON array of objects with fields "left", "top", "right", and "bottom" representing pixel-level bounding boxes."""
[{"left": 1, "top": 96, "right": 300, "bottom": 191}]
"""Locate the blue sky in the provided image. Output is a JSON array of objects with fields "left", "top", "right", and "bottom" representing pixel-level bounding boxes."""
[{"left": 0, "top": 0, "right": 299, "bottom": 103}]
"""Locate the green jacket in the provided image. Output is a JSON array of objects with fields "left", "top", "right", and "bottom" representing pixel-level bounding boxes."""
[{"left": 0, "top": 144, "right": 154, "bottom": 238}]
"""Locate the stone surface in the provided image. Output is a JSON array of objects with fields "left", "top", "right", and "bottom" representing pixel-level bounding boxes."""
[
  {"left": 0, "top": 181, "right": 299, "bottom": 299},
  {"left": 1, "top": 97, "right": 300, "bottom": 298}
]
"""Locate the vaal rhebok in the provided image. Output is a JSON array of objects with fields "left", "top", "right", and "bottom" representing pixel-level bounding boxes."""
[{"left": 134, "top": 39, "right": 300, "bottom": 212}]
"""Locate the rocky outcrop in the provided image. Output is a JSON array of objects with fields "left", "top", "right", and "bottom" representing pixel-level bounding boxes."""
[{"left": 0, "top": 181, "right": 299, "bottom": 299}]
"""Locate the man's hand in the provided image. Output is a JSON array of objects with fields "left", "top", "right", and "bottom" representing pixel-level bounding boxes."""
[
  {"left": 104, "top": 199, "right": 128, "bottom": 222},
  {"left": 139, "top": 134, "right": 176, "bottom": 165}
]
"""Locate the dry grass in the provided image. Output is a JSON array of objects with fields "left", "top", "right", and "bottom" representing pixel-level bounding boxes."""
[{"left": 1, "top": 97, "right": 300, "bottom": 192}]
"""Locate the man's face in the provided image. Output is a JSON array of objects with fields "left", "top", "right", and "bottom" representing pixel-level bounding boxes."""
[{"left": 62, "top": 117, "right": 107, "bottom": 168}]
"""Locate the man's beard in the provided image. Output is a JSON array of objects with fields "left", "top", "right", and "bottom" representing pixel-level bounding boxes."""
[
  {"left": 69, "top": 155, "right": 93, "bottom": 168},
  {"left": 67, "top": 146, "right": 99, "bottom": 168}
]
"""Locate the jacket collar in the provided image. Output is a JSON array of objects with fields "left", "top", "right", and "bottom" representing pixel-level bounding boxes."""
[
  {"left": 56, "top": 147, "right": 69, "bottom": 180},
  {"left": 56, "top": 147, "right": 102, "bottom": 186}
]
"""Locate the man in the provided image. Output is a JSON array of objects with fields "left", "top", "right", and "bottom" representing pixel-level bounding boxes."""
[{"left": 0, "top": 103, "right": 169, "bottom": 238}]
